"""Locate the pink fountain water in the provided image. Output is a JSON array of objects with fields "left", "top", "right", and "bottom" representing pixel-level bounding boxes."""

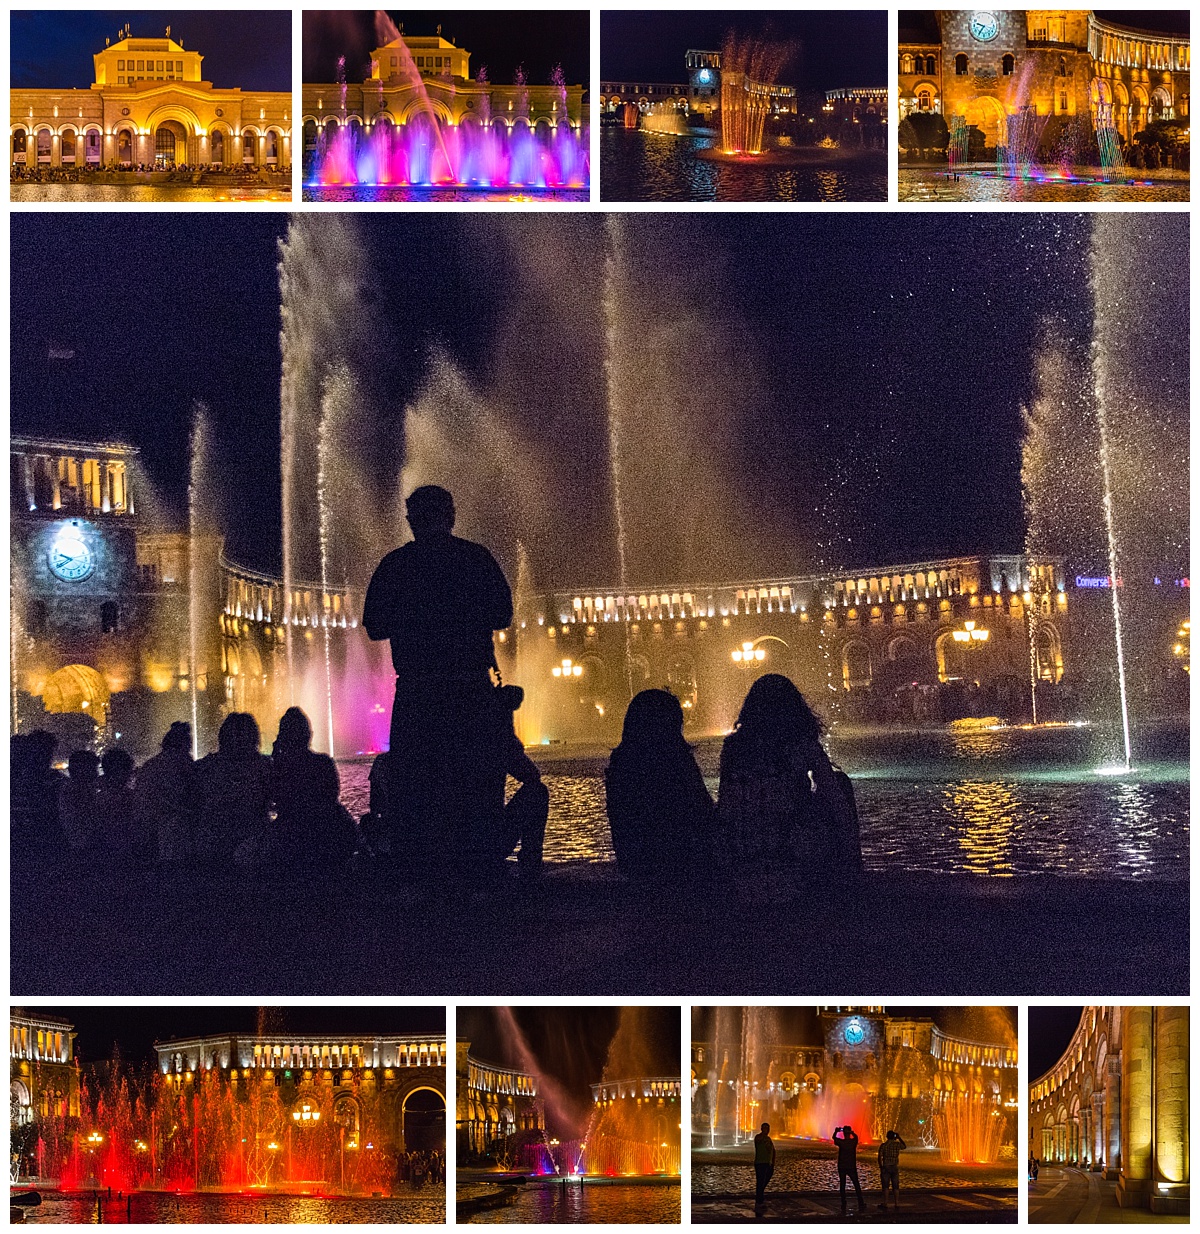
[{"left": 310, "top": 13, "right": 588, "bottom": 192}]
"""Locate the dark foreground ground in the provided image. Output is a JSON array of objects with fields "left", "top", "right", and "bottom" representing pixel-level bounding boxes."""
[
  {"left": 1029, "top": 1166, "right": 1189, "bottom": 1223},
  {"left": 11, "top": 864, "right": 1187, "bottom": 995},
  {"left": 692, "top": 1187, "right": 1017, "bottom": 1223}
]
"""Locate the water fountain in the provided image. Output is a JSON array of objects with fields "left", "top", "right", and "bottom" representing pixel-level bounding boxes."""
[
  {"left": 697, "top": 1008, "right": 1015, "bottom": 1164},
  {"left": 719, "top": 34, "right": 791, "bottom": 156},
  {"left": 309, "top": 13, "right": 588, "bottom": 194},
  {"left": 26, "top": 1056, "right": 404, "bottom": 1196},
  {"left": 640, "top": 104, "right": 689, "bottom": 137}
]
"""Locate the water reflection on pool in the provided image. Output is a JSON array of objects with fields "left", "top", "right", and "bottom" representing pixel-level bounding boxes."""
[
  {"left": 458, "top": 1180, "right": 681, "bottom": 1224},
  {"left": 23, "top": 1189, "right": 444, "bottom": 1224},
  {"left": 899, "top": 166, "right": 1189, "bottom": 203},
  {"left": 339, "top": 721, "right": 1187, "bottom": 880}
]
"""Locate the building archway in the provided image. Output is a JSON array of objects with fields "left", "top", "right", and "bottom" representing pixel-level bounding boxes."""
[
  {"left": 401, "top": 1086, "right": 445, "bottom": 1152},
  {"left": 962, "top": 94, "right": 1006, "bottom": 147},
  {"left": 154, "top": 120, "right": 187, "bottom": 166},
  {"left": 41, "top": 664, "right": 110, "bottom": 721}
]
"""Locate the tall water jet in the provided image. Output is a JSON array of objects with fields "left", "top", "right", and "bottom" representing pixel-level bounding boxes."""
[
  {"left": 602, "top": 216, "right": 634, "bottom": 699},
  {"left": 719, "top": 33, "right": 792, "bottom": 155},
  {"left": 187, "top": 404, "right": 211, "bottom": 759},
  {"left": 278, "top": 214, "right": 396, "bottom": 753}
]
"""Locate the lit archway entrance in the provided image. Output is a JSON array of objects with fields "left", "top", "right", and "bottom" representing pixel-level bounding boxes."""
[
  {"left": 41, "top": 664, "right": 110, "bottom": 722},
  {"left": 402, "top": 1087, "right": 445, "bottom": 1152},
  {"left": 962, "top": 95, "right": 1006, "bottom": 147},
  {"left": 154, "top": 121, "right": 187, "bottom": 166}
]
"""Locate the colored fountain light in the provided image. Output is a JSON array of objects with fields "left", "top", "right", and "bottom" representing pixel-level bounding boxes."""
[
  {"left": 307, "top": 14, "right": 588, "bottom": 193},
  {"left": 719, "top": 34, "right": 792, "bottom": 156}
]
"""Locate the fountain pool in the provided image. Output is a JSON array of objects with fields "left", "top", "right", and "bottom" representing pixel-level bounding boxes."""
[{"left": 339, "top": 719, "right": 1188, "bottom": 880}]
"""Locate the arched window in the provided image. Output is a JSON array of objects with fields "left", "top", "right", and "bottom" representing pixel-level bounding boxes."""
[
  {"left": 1002, "top": 54, "right": 1015, "bottom": 76},
  {"left": 1058, "top": 55, "right": 1067, "bottom": 76},
  {"left": 211, "top": 130, "right": 224, "bottom": 164},
  {"left": 36, "top": 129, "right": 52, "bottom": 163},
  {"left": 265, "top": 130, "right": 278, "bottom": 161},
  {"left": 61, "top": 129, "right": 77, "bottom": 162},
  {"left": 955, "top": 53, "right": 969, "bottom": 76},
  {"left": 154, "top": 127, "right": 175, "bottom": 165},
  {"left": 925, "top": 55, "right": 937, "bottom": 74},
  {"left": 13, "top": 128, "right": 28, "bottom": 159},
  {"left": 101, "top": 601, "right": 119, "bottom": 633},
  {"left": 901, "top": 53, "right": 915, "bottom": 74}
]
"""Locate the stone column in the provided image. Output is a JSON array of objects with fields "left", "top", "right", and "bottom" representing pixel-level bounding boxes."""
[
  {"left": 49, "top": 456, "right": 61, "bottom": 509},
  {"left": 1117, "top": 1006, "right": 1154, "bottom": 1208},
  {"left": 1151, "top": 1006, "right": 1189, "bottom": 1214},
  {"left": 1092, "top": 1093, "right": 1105, "bottom": 1167},
  {"left": 1104, "top": 1060, "right": 1121, "bottom": 1178}
]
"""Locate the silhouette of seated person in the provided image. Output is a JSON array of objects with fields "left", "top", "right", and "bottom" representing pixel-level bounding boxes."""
[
  {"left": 11, "top": 730, "right": 66, "bottom": 862},
  {"left": 194, "top": 712, "right": 271, "bottom": 864},
  {"left": 270, "top": 706, "right": 356, "bottom": 865},
  {"left": 717, "top": 674, "right": 860, "bottom": 888},
  {"left": 60, "top": 749, "right": 101, "bottom": 853},
  {"left": 132, "top": 721, "right": 196, "bottom": 866},
  {"left": 488, "top": 685, "right": 549, "bottom": 877},
  {"left": 606, "top": 689, "right": 715, "bottom": 882},
  {"left": 96, "top": 747, "right": 136, "bottom": 861},
  {"left": 363, "top": 484, "right": 513, "bottom": 875}
]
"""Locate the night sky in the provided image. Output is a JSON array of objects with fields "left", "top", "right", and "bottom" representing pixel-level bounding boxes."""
[
  {"left": 459, "top": 1006, "right": 680, "bottom": 1134},
  {"left": 10, "top": 212, "right": 1188, "bottom": 589},
  {"left": 303, "top": 10, "right": 589, "bottom": 89},
  {"left": 14, "top": 1005, "right": 446, "bottom": 1069},
  {"left": 601, "top": 10, "right": 886, "bottom": 91},
  {"left": 10, "top": 10, "right": 292, "bottom": 91},
  {"left": 1028, "top": 1007, "right": 1084, "bottom": 1081}
]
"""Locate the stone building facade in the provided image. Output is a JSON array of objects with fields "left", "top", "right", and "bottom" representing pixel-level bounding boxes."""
[
  {"left": 693, "top": 1007, "right": 1017, "bottom": 1146},
  {"left": 11, "top": 31, "right": 291, "bottom": 169},
  {"left": 456, "top": 1039, "right": 545, "bottom": 1157},
  {"left": 898, "top": 10, "right": 1189, "bottom": 145},
  {"left": 11, "top": 1010, "right": 80, "bottom": 1125},
  {"left": 519, "top": 552, "right": 1068, "bottom": 738},
  {"left": 9, "top": 437, "right": 220, "bottom": 751},
  {"left": 1029, "top": 1006, "right": 1189, "bottom": 1214},
  {"left": 155, "top": 1031, "right": 446, "bottom": 1155}
]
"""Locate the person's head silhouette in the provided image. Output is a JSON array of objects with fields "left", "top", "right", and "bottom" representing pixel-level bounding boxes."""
[
  {"left": 761, "top": 1122, "right": 770, "bottom": 1134},
  {"left": 887, "top": 1129, "right": 898, "bottom": 1141},
  {"left": 843, "top": 1125, "right": 853, "bottom": 1135},
  {"left": 406, "top": 485, "right": 455, "bottom": 540}
]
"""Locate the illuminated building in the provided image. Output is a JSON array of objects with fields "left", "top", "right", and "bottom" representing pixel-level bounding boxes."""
[
  {"left": 824, "top": 86, "right": 889, "bottom": 124},
  {"left": 1029, "top": 1007, "right": 1188, "bottom": 1214},
  {"left": 9, "top": 436, "right": 219, "bottom": 748},
  {"left": 897, "top": 11, "right": 1189, "bottom": 146},
  {"left": 693, "top": 1008, "right": 1018, "bottom": 1144},
  {"left": 522, "top": 553, "right": 1070, "bottom": 735},
  {"left": 154, "top": 1031, "right": 446, "bottom": 1155},
  {"left": 10, "top": 27, "right": 291, "bottom": 170},
  {"left": 601, "top": 49, "right": 796, "bottom": 123},
  {"left": 456, "top": 1039, "right": 544, "bottom": 1157},
  {"left": 10, "top": 1010, "right": 80, "bottom": 1126},
  {"left": 302, "top": 30, "right": 586, "bottom": 169}
]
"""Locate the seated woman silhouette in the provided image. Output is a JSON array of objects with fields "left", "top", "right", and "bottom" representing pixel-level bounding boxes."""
[
  {"left": 606, "top": 689, "right": 714, "bottom": 882},
  {"left": 270, "top": 707, "right": 356, "bottom": 865},
  {"left": 717, "top": 674, "right": 860, "bottom": 887},
  {"left": 194, "top": 712, "right": 271, "bottom": 864}
]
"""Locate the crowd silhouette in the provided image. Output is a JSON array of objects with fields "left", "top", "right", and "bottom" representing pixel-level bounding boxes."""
[{"left": 12, "top": 486, "right": 862, "bottom": 889}]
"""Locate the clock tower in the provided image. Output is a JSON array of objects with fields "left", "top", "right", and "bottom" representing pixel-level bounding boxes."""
[{"left": 818, "top": 1007, "right": 886, "bottom": 1079}]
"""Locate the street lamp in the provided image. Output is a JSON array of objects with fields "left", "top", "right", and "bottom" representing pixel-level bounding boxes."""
[
  {"left": 731, "top": 641, "right": 766, "bottom": 665},
  {"left": 551, "top": 658, "right": 583, "bottom": 678},
  {"left": 951, "top": 621, "right": 990, "bottom": 643}
]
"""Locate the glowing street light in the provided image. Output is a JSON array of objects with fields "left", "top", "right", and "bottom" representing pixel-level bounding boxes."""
[
  {"left": 551, "top": 658, "right": 583, "bottom": 678},
  {"left": 951, "top": 621, "right": 990, "bottom": 644},
  {"left": 731, "top": 641, "right": 766, "bottom": 664}
]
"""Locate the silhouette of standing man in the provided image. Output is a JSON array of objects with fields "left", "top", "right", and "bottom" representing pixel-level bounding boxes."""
[
  {"left": 833, "top": 1124, "right": 864, "bottom": 1214},
  {"left": 363, "top": 485, "right": 513, "bottom": 875},
  {"left": 753, "top": 1122, "right": 775, "bottom": 1207}
]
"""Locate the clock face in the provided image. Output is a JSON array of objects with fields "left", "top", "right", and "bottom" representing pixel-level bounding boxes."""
[
  {"left": 697, "top": 68, "right": 712, "bottom": 84},
  {"left": 49, "top": 534, "right": 94, "bottom": 582},
  {"left": 969, "top": 11, "right": 1000, "bottom": 41},
  {"left": 844, "top": 1020, "right": 866, "bottom": 1046}
]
